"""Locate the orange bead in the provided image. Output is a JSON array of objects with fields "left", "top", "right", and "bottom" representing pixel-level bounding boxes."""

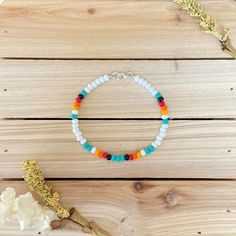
[
  {"left": 72, "top": 105, "right": 79, "bottom": 110},
  {"left": 162, "top": 105, "right": 168, "bottom": 110},
  {"left": 95, "top": 150, "right": 101, "bottom": 157},
  {"left": 136, "top": 152, "right": 142, "bottom": 159},
  {"left": 161, "top": 109, "right": 168, "bottom": 115},
  {"left": 99, "top": 151, "right": 105, "bottom": 158}
]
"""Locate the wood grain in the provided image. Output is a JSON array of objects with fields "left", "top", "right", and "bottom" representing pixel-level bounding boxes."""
[
  {"left": 1, "top": 60, "right": 236, "bottom": 118},
  {"left": 0, "top": 119, "right": 235, "bottom": 179},
  {"left": 1, "top": 180, "right": 236, "bottom": 236},
  {"left": 0, "top": 0, "right": 236, "bottom": 59}
]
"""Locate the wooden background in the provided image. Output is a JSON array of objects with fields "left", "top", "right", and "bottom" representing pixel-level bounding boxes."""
[{"left": 0, "top": 0, "right": 236, "bottom": 235}]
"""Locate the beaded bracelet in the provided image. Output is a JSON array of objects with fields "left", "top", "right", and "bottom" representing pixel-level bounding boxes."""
[{"left": 70, "top": 72, "right": 169, "bottom": 162}]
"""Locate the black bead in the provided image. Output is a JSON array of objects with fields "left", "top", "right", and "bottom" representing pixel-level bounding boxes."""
[
  {"left": 78, "top": 94, "right": 84, "bottom": 99},
  {"left": 106, "top": 154, "right": 112, "bottom": 160},
  {"left": 124, "top": 154, "right": 130, "bottom": 161},
  {"left": 158, "top": 96, "right": 164, "bottom": 102}
]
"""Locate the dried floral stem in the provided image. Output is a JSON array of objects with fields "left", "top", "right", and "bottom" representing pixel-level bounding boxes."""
[
  {"left": 22, "top": 160, "right": 111, "bottom": 236},
  {"left": 22, "top": 160, "right": 70, "bottom": 218},
  {"left": 174, "top": 0, "right": 236, "bottom": 58},
  {"left": 70, "top": 208, "right": 111, "bottom": 236}
]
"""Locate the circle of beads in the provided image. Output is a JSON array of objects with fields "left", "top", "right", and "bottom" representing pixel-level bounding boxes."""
[{"left": 70, "top": 72, "right": 169, "bottom": 162}]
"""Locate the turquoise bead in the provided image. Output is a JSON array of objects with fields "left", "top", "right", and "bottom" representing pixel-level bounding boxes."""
[
  {"left": 83, "top": 142, "right": 93, "bottom": 151},
  {"left": 145, "top": 147, "right": 151, "bottom": 155},
  {"left": 80, "top": 90, "right": 88, "bottom": 97},
  {"left": 154, "top": 92, "right": 162, "bottom": 99},
  {"left": 70, "top": 114, "right": 78, "bottom": 119},
  {"left": 111, "top": 155, "right": 117, "bottom": 162},
  {"left": 118, "top": 155, "right": 124, "bottom": 162},
  {"left": 162, "top": 119, "right": 169, "bottom": 124},
  {"left": 149, "top": 145, "right": 155, "bottom": 152},
  {"left": 145, "top": 145, "right": 155, "bottom": 155}
]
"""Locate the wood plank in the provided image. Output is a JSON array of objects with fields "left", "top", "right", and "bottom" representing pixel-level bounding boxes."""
[
  {"left": 0, "top": 119, "right": 235, "bottom": 179},
  {"left": 0, "top": 0, "right": 236, "bottom": 59},
  {"left": 0, "top": 60, "right": 236, "bottom": 118},
  {"left": 0, "top": 180, "right": 236, "bottom": 236}
]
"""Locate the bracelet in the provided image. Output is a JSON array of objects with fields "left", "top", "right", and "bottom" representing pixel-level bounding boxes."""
[{"left": 70, "top": 72, "right": 169, "bottom": 162}]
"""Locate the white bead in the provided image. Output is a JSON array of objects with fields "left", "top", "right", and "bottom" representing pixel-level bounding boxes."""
[
  {"left": 72, "top": 110, "right": 78, "bottom": 115},
  {"left": 84, "top": 87, "right": 91, "bottom": 93},
  {"left": 138, "top": 77, "right": 144, "bottom": 85},
  {"left": 75, "top": 131, "right": 82, "bottom": 137},
  {"left": 92, "top": 81, "right": 97, "bottom": 88},
  {"left": 72, "top": 123, "right": 79, "bottom": 129},
  {"left": 72, "top": 118, "right": 78, "bottom": 123},
  {"left": 148, "top": 86, "right": 155, "bottom": 93},
  {"left": 152, "top": 90, "right": 158, "bottom": 97},
  {"left": 160, "top": 132, "right": 166, "bottom": 138},
  {"left": 161, "top": 124, "right": 168, "bottom": 129},
  {"left": 156, "top": 136, "right": 163, "bottom": 142},
  {"left": 145, "top": 83, "right": 151, "bottom": 89},
  {"left": 88, "top": 83, "right": 94, "bottom": 90},
  {"left": 133, "top": 76, "right": 140, "bottom": 83},
  {"left": 160, "top": 127, "right": 167, "bottom": 133},
  {"left": 152, "top": 142, "right": 158, "bottom": 148},
  {"left": 100, "top": 76, "right": 105, "bottom": 83},
  {"left": 162, "top": 124, "right": 169, "bottom": 128},
  {"left": 80, "top": 138, "right": 87, "bottom": 145},
  {"left": 74, "top": 131, "right": 81, "bottom": 137},
  {"left": 91, "top": 147, "right": 97, "bottom": 153},
  {"left": 95, "top": 78, "right": 101, "bottom": 85},
  {"left": 142, "top": 80, "right": 148, "bottom": 87},
  {"left": 104, "top": 75, "right": 109, "bottom": 81},
  {"left": 72, "top": 127, "right": 79, "bottom": 134},
  {"left": 76, "top": 136, "right": 83, "bottom": 142},
  {"left": 141, "top": 149, "right": 146, "bottom": 156},
  {"left": 155, "top": 140, "right": 161, "bottom": 146},
  {"left": 72, "top": 122, "right": 78, "bottom": 127},
  {"left": 161, "top": 115, "right": 168, "bottom": 119}
]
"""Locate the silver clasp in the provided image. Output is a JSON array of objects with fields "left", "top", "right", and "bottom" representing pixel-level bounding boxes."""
[{"left": 109, "top": 72, "right": 133, "bottom": 81}]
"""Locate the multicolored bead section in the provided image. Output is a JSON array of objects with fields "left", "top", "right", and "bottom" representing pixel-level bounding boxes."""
[{"left": 70, "top": 73, "right": 169, "bottom": 162}]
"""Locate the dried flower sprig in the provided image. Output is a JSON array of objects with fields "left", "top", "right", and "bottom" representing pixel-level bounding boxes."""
[
  {"left": 22, "top": 160, "right": 70, "bottom": 218},
  {"left": 22, "top": 160, "right": 111, "bottom": 236},
  {"left": 174, "top": 0, "right": 236, "bottom": 58}
]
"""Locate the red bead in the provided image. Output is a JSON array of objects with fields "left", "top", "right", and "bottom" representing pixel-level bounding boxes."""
[
  {"left": 159, "top": 101, "right": 165, "bottom": 107},
  {"left": 130, "top": 153, "right": 136, "bottom": 160},
  {"left": 76, "top": 97, "right": 82, "bottom": 103},
  {"left": 102, "top": 152, "right": 108, "bottom": 158},
  {"left": 74, "top": 101, "right": 81, "bottom": 106}
]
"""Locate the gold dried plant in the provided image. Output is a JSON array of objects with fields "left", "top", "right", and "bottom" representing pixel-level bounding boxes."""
[
  {"left": 22, "top": 160, "right": 111, "bottom": 236},
  {"left": 22, "top": 160, "right": 70, "bottom": 218},
  {"left": 175, "top": 0, "right": 236, "bottom": 58}
]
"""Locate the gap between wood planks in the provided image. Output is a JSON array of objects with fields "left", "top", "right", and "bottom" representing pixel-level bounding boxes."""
[
  {"left": 1, "top": 178, "right": 236, "bottom": 181},
  {"left": 2, "top": 118, "right": 236, "bottom": 121},
  {"left": 1, "top": 57, "right": 235, "bottom": 61}
]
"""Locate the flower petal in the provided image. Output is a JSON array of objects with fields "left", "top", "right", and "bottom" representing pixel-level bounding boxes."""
[
  {"left": 15, "top": 192, "right": 36, "bottom": 230},
  {"left": 0, "top": 187, "right": 16, "bottom": 224}
]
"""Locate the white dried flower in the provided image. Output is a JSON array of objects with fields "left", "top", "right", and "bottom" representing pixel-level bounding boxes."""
[
  {"left": 0, "top": 187, "right": 16, "bottom": 225},
  {"left": 0, "top": 187, "right": 58, "bottom": 234}
]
